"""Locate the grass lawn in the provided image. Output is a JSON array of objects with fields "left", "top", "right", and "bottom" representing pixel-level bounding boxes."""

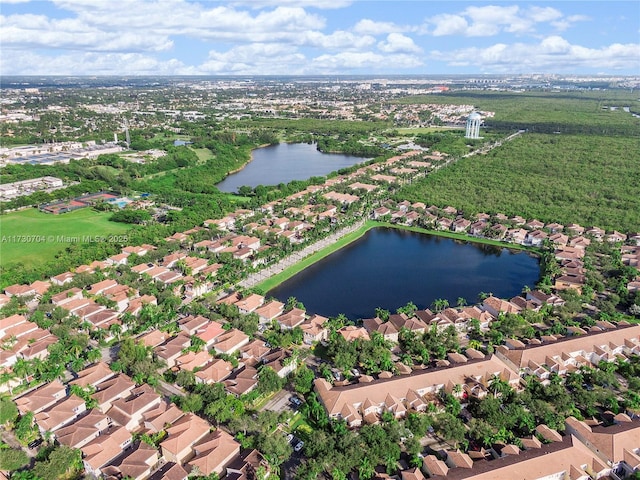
[
  {"left": 0, "top": 208, "right": 131, "bottom": 269},
  {"left": 192, "top": 147, "right": 215, "bottom": 164}
]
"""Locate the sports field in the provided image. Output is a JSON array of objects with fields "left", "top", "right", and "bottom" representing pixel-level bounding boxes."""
[{"left": 0, "top": 208, "right": 131, "bottom": 268}]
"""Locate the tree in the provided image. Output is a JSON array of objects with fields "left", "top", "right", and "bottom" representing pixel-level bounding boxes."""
[
  {"left": 257, "top": 366, "right": 285, "bottom": 395},
  {"left": 256, "top": 433, "right": 292, "bottom": 467},
  {"left": 0, "top": 397, "right": 18, "bottom": 426},
  {"left": 293, "top": 365, "right": 315, "bottom": 395},
  {"left": 358, "top": 457, "right": 375, "bottom": 480},
  {"left": 0, "top": 447, "right": 29, "bottom": 471},
  {"left": 32, "top": 445, "right": 82, "bottom": 480}
]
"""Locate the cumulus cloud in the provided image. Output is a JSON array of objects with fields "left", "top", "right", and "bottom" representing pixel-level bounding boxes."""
[
  {"left": 353, "top": 19, "right": 406, "bottom": 35},
  {"left": 297, "top": 30, "right": 375, "bottom": 50},
  {"left": 231, "top": 0, "right": 353, "bottom": 8},
  {"left": 430, "top": 36, "right": 640, "bottom": 72},
  {"left": 378, "top": 33, "right": 422, "bottom": 54},
  {"left": 200, "top": 43, "right": 308, "bottom": 74},
  {"left": 312, "top": 51, "right": 423, "bottom": 73},
  {"left": 424, "top": 5, "right": 579, "bottom": 37},
  {"left": 0, "top": 49, "right": 198, "bottom": 75}
]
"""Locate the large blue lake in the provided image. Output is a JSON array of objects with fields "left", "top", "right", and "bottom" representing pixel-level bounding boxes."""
[
  {"left": 215, "top": 143, "right": 369, "bottom": 193},
  {"left": 268, "top": 227, "right": 540, "bottom": 319}
]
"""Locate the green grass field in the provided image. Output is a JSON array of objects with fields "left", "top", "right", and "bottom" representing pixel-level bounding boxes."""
[{"left": 0, "top": 208, "right": 131, "bottom": 269}]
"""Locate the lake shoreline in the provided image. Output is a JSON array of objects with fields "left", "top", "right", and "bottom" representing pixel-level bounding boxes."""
[
  {"left": 215, "top": 142, "right": 369, "bottom": 193},
  {"left": 258, "top": 221, "right": 541, "bottom": 316}
]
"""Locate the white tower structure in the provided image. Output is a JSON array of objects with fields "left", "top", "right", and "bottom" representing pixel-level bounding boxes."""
[{"left": 465, "top": 112, "right": 482, "bottom": 139}]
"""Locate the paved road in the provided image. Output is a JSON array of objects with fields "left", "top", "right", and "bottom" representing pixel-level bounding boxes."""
[
  {"left": 157, "top": 380, "right": 186, "bottom": 399},
  {"left": 260, "top": 388, "right": 294, "bottom": 413},
  {"left": 239, "top": 220, "right": 365, "bottom": 289}
]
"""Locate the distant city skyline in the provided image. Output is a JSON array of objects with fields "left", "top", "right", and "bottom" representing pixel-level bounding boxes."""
[{"left": 0, "top": 0, "right": 638, "bottom": 76}]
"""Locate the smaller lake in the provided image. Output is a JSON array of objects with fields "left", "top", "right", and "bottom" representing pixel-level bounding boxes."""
[
  {"left": 268, "top": 227, "right": 540, "bottom": 319},
  {"left": 215, "top": 143, "right": 369, "bottom": 193}
]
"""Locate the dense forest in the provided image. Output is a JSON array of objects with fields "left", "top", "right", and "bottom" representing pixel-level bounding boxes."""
[
  {"left": 393, "top": 90, "right": 640, "bottom": 136},
  {"left": 398, "top": 133, "right": 640, "bottom": 232}
]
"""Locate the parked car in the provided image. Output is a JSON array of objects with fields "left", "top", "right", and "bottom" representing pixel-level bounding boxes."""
[
  {"left": 289, "top": 395, "right": 303, "bottom": 407},
  {"left": 286, "top": 433, "right": 294, "bottom": 444},
  {"left": 294, "top": 440, "right": 304, "bottom": 452}
]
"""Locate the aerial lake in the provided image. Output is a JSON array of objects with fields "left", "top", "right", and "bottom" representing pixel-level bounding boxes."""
[
  {"left": 215, "top": 142, "right": 369, "bottom": 193},
  {"left": 268, "top": 227, "right": 540, "bottom": 319}
]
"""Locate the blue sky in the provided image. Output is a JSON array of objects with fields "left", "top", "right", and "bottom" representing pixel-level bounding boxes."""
[{"left": 0, "top": 0, "right": 638, "bottom": 75}]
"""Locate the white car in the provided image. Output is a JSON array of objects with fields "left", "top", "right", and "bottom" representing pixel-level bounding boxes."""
[{"left": 294, "top": 441, "right": 304, "bottom": 452}]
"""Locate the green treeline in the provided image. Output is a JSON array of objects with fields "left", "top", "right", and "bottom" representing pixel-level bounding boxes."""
[
  {"left": 398, "top": 133, "right": 640, "bottom": 232},
  {"left": 394, "top": 90, "right": 640, "bottom": 136}
]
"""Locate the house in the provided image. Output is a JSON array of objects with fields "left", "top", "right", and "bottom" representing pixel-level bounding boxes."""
[
  {"left": 71, "top": 362, "right": 116, "bottom": 388},
  {"left": 108, "top": 385, "right": 162, "bottom": 431},
  {"left": 300, "top": 314, "right": 329, "bottom": 345},
  {"left": 443, "top": 435, "right": 609, "bottom": 480},
  {"left": 34, "top": 394, "right": 86, "bottom": 432},
  {"left": 389, "top": 313, "right": 428, "bottom": 334},
  {"left": 452, "top": 218, "right": 471, "bottom": 232},
  {"left": 373, "top": 206, "right": 391, "bottom": 220},
  {"left": 155, "top": 333, "right": 191, "bottom": 368},
  {"left": 422, "top": 455, "right": 449, "bottom": 477},
  {"left": 101, "top": 441, "right": 159, "bottom": 480},
  {"left": 195, "top": 321, "right": 225, "bottom": 349},
  {"left": 362, "top": 317, "right": 399, "bottom": 342},
  {"left": 554, "top": 273, "right": 585, "bottom": 294},
  {"left": 482, "top": 296, "right": 521, "bottom": 318},
  {"left": 92, "top": 374, "right": 136, "bottom": 413},
  {"left": 254, "top": 300, "right": 285, "bottom": 324},
  {"left": 213, "top": 329, "right": 250, "bottom": 355},
  {"left": 525, "top": 229, "right": 547, "bottom": 247},
  {"left": 187, "top": 429, "right": 241, "bottom": 477},
  {"left": 337, "top": 325, "right": 370, "bottom": 342},
  {"left": 496, "top": 324, "right": 640, "bottom": 381},
  {"left": 195, "top": 359, "right": 234, "bottom": 384},
  {"left": 225, "top": 449, "right": 269, "bottom": 480},
  {"left": 147, "top": 462, "right": 188, "bottom": 480},
  {"left": 175, "top": 351, "right": 212, "bottom": 372},
  {"left": 262, "top": 349, "right": 298, "bottom": 378},
  {"left": 239, "top": 339, "right": 270, "bottom": 367},
  {"left": 138, "top": 400, "right": 181, "bottom": 434},
  {"left": 15, "top": 379, "right": 66, "bottom": 415},
  {"left": 224, "top": 367, "right": 259, "bottom": 397},
  {"left": 160, "top": 413, "right": 211, "bottom": 464},
  {"left": 276, "top": 307, "right": 306, "bottom": 330},
  {"left": 51, "top": 272, "right": 75, "bottom": 286},
  {"left": 4, "top": 284, "right": 37, "bottom": 298},
  {"left": 314, "top": 355, "right": 519, "bottom": 425},
  {"left": 233, "top": 293, "right": 264, "bottom": 314},
  {"left": 565, "top": 416, "right": 640, "bottom": 466},
  {"left": 179, "top": 315, "right": 210, "bottom": 336},
  {"left": 401, "top": 467, "right": 426, "bottom": 480},
  {"left": 82, "top": 426, "right": 133, "bottom": 477},
  {"left": 55, "top": 409, "right": 111, "bottom": 449}
]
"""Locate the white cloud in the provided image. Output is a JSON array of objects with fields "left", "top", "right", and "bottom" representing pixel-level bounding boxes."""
[
  {"left": 201, "top": 43, "right": 307, "bottom": 74},
  {"left": 0, "top": 14, "right": 174, "bottom": 52},
  {"left": 231, "top": 0, "right": 352, "bottom": 8},
  {"left": 1, "top": 3, "right": 332, "bottom": 53},
  {"left": 312, "top": 51, "right": 423, "bottom": 72},
  {"left": 431, "top": 36, "right": 640, "bottom": 72},
  {"left": 353, "top": 19, "right": 405, "bottom": 35},
  {"left": 298, "top": 30, "right": 375, "bottom": 50},
  {"left": 378, "top": 33, "right": 421, "bottom": 54},
  {"left": 0, "top": 49, "right": 198, "bottom": 75},
  {"left": 424, "top": 5, "right": 585, "bottom": 37},
  {"left": 428, "top": 14, "right": 469, "bottom": 36}
]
